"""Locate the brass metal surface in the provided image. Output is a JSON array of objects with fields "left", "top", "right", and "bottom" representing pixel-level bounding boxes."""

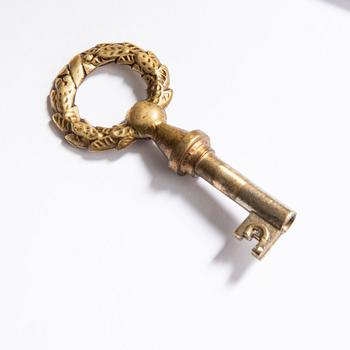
[{"left": 50, "top": 42, "right": 296, "bottom": 259}]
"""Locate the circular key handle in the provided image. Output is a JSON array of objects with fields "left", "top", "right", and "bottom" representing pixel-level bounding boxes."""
[{"left": 50, "top": 42, "right": 173, "bottom": 151}]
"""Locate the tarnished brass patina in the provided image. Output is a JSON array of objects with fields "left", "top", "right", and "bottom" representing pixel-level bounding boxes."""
[{"left": 50, "top": 42, "right": 296, "bottom": 259}]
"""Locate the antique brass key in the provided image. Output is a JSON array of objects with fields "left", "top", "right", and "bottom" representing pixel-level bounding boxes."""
[{"left": 50, "top": 42, "right": 296, "bottom": 259}]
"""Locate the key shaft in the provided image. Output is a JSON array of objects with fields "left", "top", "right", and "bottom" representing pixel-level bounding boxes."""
[
  {"left": 126, "top": 101, "right": 296, "bottom": 259},
  {"left": 195, "top": 152, "right": 295, "bottom": 258}
]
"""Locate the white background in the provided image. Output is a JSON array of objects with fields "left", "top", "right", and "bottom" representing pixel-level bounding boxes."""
[{"left": 0, "top": 0, "right": 349, "bottom": 349}]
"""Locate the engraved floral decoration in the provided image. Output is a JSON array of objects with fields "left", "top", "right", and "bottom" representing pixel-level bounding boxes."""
[{"left": 50, "top": 42, "right": 172, "bottom": 151}]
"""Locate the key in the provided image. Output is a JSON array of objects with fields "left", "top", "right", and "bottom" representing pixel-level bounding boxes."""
[{"left": 50, "top": 42, "right": 296, "bottom": 259}]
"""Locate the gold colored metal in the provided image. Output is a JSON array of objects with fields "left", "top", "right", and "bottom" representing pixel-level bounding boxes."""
[{"left": 50, "top": 42, "right": 296, "bottom": 259}]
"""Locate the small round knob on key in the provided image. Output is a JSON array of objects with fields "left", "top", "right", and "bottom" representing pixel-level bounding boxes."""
[{"left": 127, "top": 101, "right": 167, "bottom": 137}]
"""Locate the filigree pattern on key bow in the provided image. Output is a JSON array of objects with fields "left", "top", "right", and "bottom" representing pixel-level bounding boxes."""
[{"left": 50, "top": 42, "right": 173, "bottom": 151}]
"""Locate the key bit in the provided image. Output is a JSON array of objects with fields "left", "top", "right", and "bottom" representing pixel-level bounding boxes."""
[{"left": 49, "top": 42, "right": 296, "bottom": 259}]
